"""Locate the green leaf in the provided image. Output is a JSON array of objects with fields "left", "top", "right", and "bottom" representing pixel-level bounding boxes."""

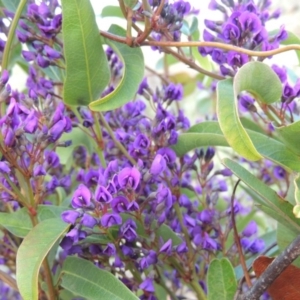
[
  {"left": 89, "top": 25, "right": 144, "bottom": 111},
  {"left": 217, "top": 62, "right": 282, "bottom": 161},
  {"left": 277, "top": 223, "right": 300, "bottom": 268},
  {"left": 223, "top": 158, "right": 300, "bottom": 233},
  {"left": 217, "top": 79, "right": 261, "bottom": 161},
  {"left": 2, "top": 0, "right": 22, "bottom": 11},
  {"left": 173, "top": 121, "right": 300, "bottom": 172},
  {"left": 0, "top": 205, "right": 67, "bottom": 238},
  {"left": 60, "top": 256, "right": 139, "bottom": 300},
  {"left": 155, "top": 283, "right": 167, "bottom": 300},
  {"left": 207, "top": 258, "right": 237, "bottom": 300},
  {"left": 101, "top": 5, "right": 123, "bottom": 18},
  {"left": 0, "top": 208, "right": 32, "bottom": 237},
  {"left": 294, "top": 174, "right": 300, "bottom": 205},
  {"left": 16, "top": 219, "right": 70, "bottom": 300},
  {"left": 234, "top": 61, "right": 282, "bottom": 105},
  {"left": 275, "top": 120, "right": 300, "bottom": 156},
  {"left": 62, "top": 0, "right": 110, "bottom": 105},
  {"left": 124, "top": 0, "right": 138, "bottom": 8}
]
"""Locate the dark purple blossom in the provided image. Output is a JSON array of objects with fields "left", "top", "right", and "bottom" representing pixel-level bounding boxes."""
[
  {"left": 118, "top": 167, "right": 141, "bottom": 190},
  {"left": 61, "top": 210, "right": 81, "bottom": 225},
  {"left": 101, "top": 213, "right": 122, "bottom": 227},
  {"left": 71, "top": 184, "right": 91, "bottom": 208}
]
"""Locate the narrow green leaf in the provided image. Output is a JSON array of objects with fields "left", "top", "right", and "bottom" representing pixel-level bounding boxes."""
[
  {"left": 89, "top": 25, "right": 144, "bottom": 111},
  {"left": 173, "top": 121, "right": 300, "bottom": 172},
  {"left": 60, "top": 256, "right": 139, "bottom": 300},
  {"left": 101, "top": 5, "right": 123, "bottom": 18},
  {"left": 62, "top": 0, "right": 110, "bottom": 105},
  {"left": 207, "top": 258, "right": 237, "bottom": 300},
  {"left": 217, "top": 79, "right": 262, "bottom": 161},
  {"left": 217, "top": 62, "right": 282, "bottom": 161},
  {"left": 16, "top": 219, "right": 70, "bottom": 300},
  {"left": 275, "top": 120, "right": 300, "bottom": 155},
  {"left": 223, "top": 158, "right": 300, "bottom": 233}
]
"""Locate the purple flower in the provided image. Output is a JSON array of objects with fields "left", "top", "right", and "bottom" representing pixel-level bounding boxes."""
[
  {"left": 80, "top": 213, "right": 97, "bottom": 228},
  {"left": 198, "top": 209, "right": 213, "bottom": 224},
  {"left": 242, "top": 238, "right": 265, "bottom": 254},
  {"left": 37, "top": 54, "right": 50, "bottom": 68},
  {"left": 227, "top": 51, "right": 249, "bottom": 68},
  {"left": 222, "top": 22, "right": 240, "bottom": 41},
  {"left": 159, "top": 239, "right": 172, "bottom": 255},
  {"left": 101, "top": 213, "right": 122, "bottom": 227},
  {"left": 242, "top": 221, "right": 258, "bottom": 237},
  {"left": 273, "top": 166, "right": 286, "bottom": 180},
  {"left": 0, "top": 162, "right": 11, "bottom": 174},
  {"left": 94, "top": 186, "right": 113, "bottom": 203},
  {"left": 238, "top": 12, "right": 262, "bottom": 34},
  {"left": 118, "top": 167, "right": 141, "bottom": 190},
  {"left": 272, "top": 65, "right": 287, "bottom": 83},
  {"left": 139, "top": 278, "right": 155, "bottom": 293},
  {"left": 111, "top": 196, "right": 129, "bottom": 213},
  {"left": 24, "top": 111, "right": 38, "bottom": 133},
  {"left": 102, "top": 243, "right": 116, "bottom": 256},
  {"left": 120, "top": 219, "right": 137, "bottom": 242},
  {"left": 33, "top": 165, "right": 46, "bottom": 177},
  {"left": 71, "top": 184, "right": 91, "bottom": 208},
  {"left": 61, "top": 210, "right": 81, "bottom": 225},
  {"left": 22, "top": 51, "right": 36, "bottom": 62},
  {"left": 1, "top": 70, "right": 9, "bottom": 85},
  {"left": 150, "top": 154, "right": 166, "bottom": 175},
  {"left": 44, "top": 45, "right": 61, "bottom": 59}
]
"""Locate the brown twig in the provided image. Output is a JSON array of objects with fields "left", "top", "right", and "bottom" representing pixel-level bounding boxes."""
[
  {"left": 231, "top": 179, "right": 252, "bottom": 287},
  {"left": 236, "top": 234, "right": 300, "bottom": 300}
]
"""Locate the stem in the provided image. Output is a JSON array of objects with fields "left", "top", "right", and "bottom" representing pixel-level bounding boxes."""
[
  {"left": 1, "top": 0, "right": 27, "bottom": 114},
  {"left": 230, "top": 180, "right": 252, "bottom": 287},
  {"left": 190, "top": 278, "right": 207, "bottom": 300},
  {"left": 92, "top": 112, "right": 107, "bottom": 168},
  {"left": 98, "top": 112, "right": 136, "bottom": 165},
  {"left": 100, "top": 30, "right": 224, "bottom": 80}
]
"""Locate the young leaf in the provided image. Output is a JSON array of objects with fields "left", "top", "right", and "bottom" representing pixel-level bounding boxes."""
[
  {"left": 60, "top": 256, "right": 139, "bottom": 300},
  {"left": 62, "top": 0, "right": 110, "bottom": 106},
  {"left": 89, "top": 25, "right": 144, "bottom": 112},
  {"left": 217, "top": 62, "right": 282, "bottom": 161},
  {"left": 207, "top": 258, "right": 237, "bottom": 300},
  {"left": 223, "top": 158, "right": 300, "bottom": 233},
  {"left": 16, "top": 218, "right": 70, "bottom": 300}
]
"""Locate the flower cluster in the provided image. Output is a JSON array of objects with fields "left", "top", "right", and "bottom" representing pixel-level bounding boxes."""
[{"left": 199, "top": 0, "right": 287, "bottom": 74}]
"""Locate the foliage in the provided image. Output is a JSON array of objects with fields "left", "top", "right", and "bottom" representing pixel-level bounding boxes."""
[{"left": 0, "top": 0, "right": 300, "bottom": 299}]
